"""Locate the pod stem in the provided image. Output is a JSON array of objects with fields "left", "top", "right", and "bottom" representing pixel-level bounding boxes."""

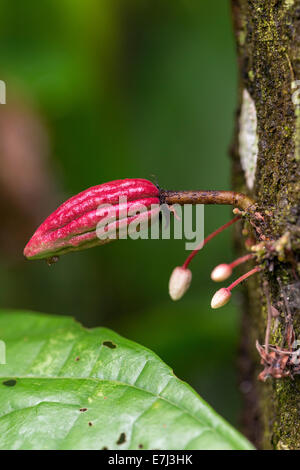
[{"left": 160, "top": 190, "right": 256, "bottom": 212}]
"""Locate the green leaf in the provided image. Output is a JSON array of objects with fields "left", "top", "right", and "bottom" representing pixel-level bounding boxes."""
[{"left": 0, "top": 311, "right": 253, "bottom": 450}]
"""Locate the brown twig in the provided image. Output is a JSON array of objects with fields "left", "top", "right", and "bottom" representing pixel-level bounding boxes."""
[
  {"left": 277, "top": 277, "right": 294, "bottom": 350},
  {"left": 160, "top": 190, "right": 256, "bottom": 212}
]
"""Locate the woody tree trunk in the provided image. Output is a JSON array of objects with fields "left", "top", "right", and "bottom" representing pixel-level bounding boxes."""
[{"left": 231, "top": 0, "right": 300, "bottom": 449}]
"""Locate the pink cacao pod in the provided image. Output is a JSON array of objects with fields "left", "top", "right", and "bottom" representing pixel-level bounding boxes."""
[{"left": 24, "top": 178, "right": 160, "bottom": 260}]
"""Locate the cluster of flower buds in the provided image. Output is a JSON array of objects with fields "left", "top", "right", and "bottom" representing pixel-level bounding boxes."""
[
  {"left": 168, "top": 218, "right": 261, "bottom": 309},
  {"left": 210, "top": 266, "right": 261, "bottom": 308}
]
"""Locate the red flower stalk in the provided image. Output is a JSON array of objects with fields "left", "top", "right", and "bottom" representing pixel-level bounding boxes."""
[
  {"left": 211, "top": 266, "right": 261, "bottom": 309},
  {"left": 182, "top": 216, "right": 240, "bottom": 270},
  {"left": 168, "top": 217, "right": 240, "bottom": 301},
  {"left": 23, "top": 178, "right": 160, "bottom": 260}
]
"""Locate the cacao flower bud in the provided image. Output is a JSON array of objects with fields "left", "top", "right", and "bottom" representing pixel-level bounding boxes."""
[
  {"left": 24, "top": 178, "right": 160, "bottom": 260},
  {"left": 211, "top": 263, "right": 232, "bottom": 282},
  {"left": 211, "top": 288, "right": 231, "bottom": 309},
  {"left": 169, "top": 266, "right": 192, "bottom": 301}
]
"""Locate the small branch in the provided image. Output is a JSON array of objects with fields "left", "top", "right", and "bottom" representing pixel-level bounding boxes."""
[
  {"left": 277, "top": 277, "right": 294, "bottom": 350},
  {"left": 263, "top": 280, "right": 272, "bottom": 355}
]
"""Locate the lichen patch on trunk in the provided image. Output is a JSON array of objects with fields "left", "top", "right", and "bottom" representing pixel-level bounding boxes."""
[
  {"left": 238, "top": 88, "right": 258, "bottom": 190},
  {"left": 292, "top": 80, "right": 300, "bottom": 161}
]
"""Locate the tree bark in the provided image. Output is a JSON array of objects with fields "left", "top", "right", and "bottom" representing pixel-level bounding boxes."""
[{"left": 231, "top": 0, "right": 300, "bottom": 450}]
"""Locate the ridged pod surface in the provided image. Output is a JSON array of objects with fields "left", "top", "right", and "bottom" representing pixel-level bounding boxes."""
[{"left": 24, "top": 179, "right": 160, "bottom": 260}]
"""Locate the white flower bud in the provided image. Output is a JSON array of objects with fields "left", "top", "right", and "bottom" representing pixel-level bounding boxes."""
[
  {"left": 211, "top": 288, "right": 231, "bottom": 309},
  {"left": 169, "top": 267, "right": 192, "bottom": 301},
  {"left": 211, "top": 263, "right": 232, "bottom": 282}
]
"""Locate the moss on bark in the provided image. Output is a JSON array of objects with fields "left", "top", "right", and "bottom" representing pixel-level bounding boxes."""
[{"left": 231, "top": 0, "right": 300, "bottom": 449}]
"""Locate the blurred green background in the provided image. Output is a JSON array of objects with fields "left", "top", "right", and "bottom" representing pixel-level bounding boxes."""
[{"left": 0, "top": 1, "right": 243, "bottom": 427}]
